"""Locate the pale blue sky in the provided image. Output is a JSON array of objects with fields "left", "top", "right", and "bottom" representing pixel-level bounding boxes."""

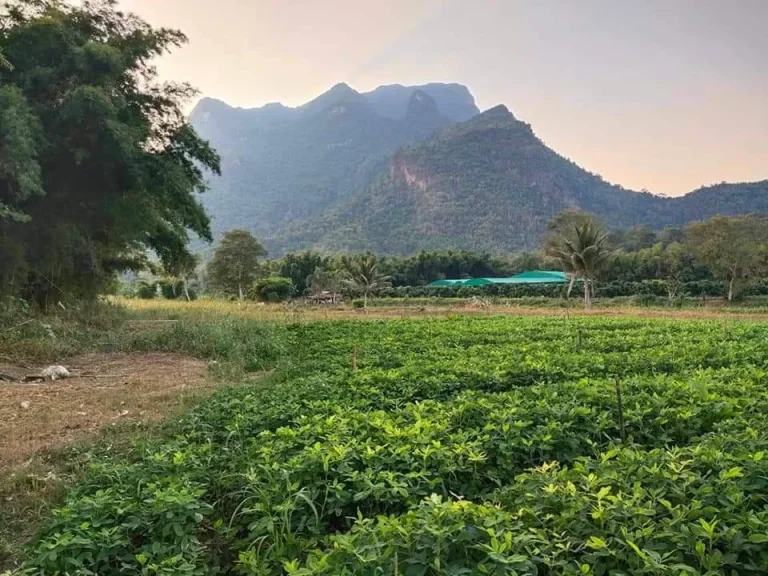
[{"left": 119, "top": 0, "right": 767, "bottom": 196}]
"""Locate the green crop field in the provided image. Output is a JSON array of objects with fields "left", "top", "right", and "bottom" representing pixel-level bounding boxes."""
[{"left": 18, "top": 314, "right": 768, "bottom": 575}]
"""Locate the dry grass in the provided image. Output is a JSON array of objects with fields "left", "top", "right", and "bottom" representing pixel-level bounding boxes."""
[
  {"left": 119, "top": 297, "right": 768, "bottom": 323},
  {"left": 0, "top": 352, "right": 220, "bottom": 570},
  {"left": 0, "top": 352, "right": 211, "bottom": 473}
]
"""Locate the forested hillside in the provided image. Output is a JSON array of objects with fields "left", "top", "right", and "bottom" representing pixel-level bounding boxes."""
[
  {"left": 274, "top": 105, "right": 768, "bottom": 254},
  {"left": 189, "top": 83, "right": 479, "bottom": 240}
]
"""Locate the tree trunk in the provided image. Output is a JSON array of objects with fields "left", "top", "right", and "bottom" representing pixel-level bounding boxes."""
[
  {"left": 363, "top": 291, "right": 368, "bottom": 308},
  {"left": 566, "top": 275, "right": 575, "bottom": 299},
  {"left": 728, "top": 277, "right": 734, "bottom": 302},
  {"left": 583, "top": 278, "right": 591, "bottom": 309},
  {"left": 667, "top": 284, "right": 677, "bottom": 305},
  {"left": 238, "top": 283, "right": 244, "bottom": 302},
  {"left": 184, "top": 283, "right": 191, "bottom": 302}
]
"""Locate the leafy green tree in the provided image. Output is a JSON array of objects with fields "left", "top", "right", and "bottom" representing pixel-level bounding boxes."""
[
  {"left": 307, "top": 266, "right": 343, "bottom": 298},
  {"left": 135, "top": 280, "right": 157, "bottom": 299},
  {"left": 0, "top": 0, "right": 219, "bottom": 307},
  {"left": 685, "top": 215, "right": 768, "bottom": 302},
  {"left": 250, "top": 276, "right": 295, "bottom": 302},
  {"left": 163, "top": 253, "right": 200, "bottom": 301},
  {"left": 657, "top": 242, "right": 686, "bottom": 303},
  {"left": 544, "top": 210, "right": 599, "bottom": 248},
  {"left": 544, "top": 210, "right": 601, "bottom": 297},
  {"left": 0, "top": 48, "right": 11, "bottom": 70},
  {"left": 207, "top": 229, "right": 266, "bottom": 300},
  {"left": 342, "top": 253, "right": 392, "bottom": 307},
  {"left": 277, "top": 251, "right": 325, "bottom": 294},
  {"left": 548, "top": 219, "right": 617, "bottom": 308}
]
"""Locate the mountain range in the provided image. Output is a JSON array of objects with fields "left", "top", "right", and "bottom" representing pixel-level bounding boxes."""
[{"left": 190, "top": 83, "right": 768, "bottom": 255}]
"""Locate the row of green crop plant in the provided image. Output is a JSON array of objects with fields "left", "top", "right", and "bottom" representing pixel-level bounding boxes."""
[
  {"left": 23, "top": 363, "right": 768, "bottom": 574},
  {"left": 276, "top": 318, "right": 768, "bottom": 396},
  {"left": 18, "top": 316, "right": 768, "bottom": 574},
  {"left": 295, "top": 429, "right": 768, "bottom": 575},
  {"left": 374, "top": 279, "right": 768, "bottom": 300}
]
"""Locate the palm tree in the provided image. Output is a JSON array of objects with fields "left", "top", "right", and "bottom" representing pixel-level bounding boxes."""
[
  {"left": 549, "top": 220, "right": 616, "bottom": 308},
  {"left": 0, "top": 50, "right": 12, "bottom": 71},
  {"left": 342, "top": 253, "right": 392, "bottom": 308}
]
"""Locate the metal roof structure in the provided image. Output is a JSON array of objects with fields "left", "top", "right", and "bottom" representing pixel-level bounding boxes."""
[
  {"left": 427, "top": 279, "right": 469, "bottom": 287},
  {"left": 427, "top": 270, "right": 568, "bottom": 287}
]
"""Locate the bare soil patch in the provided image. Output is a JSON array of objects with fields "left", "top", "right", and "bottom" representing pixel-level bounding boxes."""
[{"left": 0, "top": 352, "right": 209, "bottom": 473}]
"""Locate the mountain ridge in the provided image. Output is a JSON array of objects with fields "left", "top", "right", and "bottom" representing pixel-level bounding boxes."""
[
  {"left": 189, "top": 82, "right": 768, "bottom": 256},
  {"left": 189, "top": 82, "right": 475, "bottom": 242},
  {"left": 192, "top": 81, "right": 480, "bottom": 122},
  {"left": 269, "top": 105, "right": 768, "bottom": 254}
]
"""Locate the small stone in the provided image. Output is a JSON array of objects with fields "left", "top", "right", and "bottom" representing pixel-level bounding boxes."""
[
  {"left": 20, "top": 401, "right": 30, "bottom": 410},
  {"left": 119, "top": 409, "right": 129, "bottom": 417}
]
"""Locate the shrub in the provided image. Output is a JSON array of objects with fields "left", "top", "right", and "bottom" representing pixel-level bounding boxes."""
[
  {"left": 250, "top": 276, "right": 295, "bottom": 302},
  {"left": 352, "top": 299, "right": 365, "bottom": 309},
  {"left": 135, "top": 281, "right": 157, "bottom": 299},
  {"left": 159, "top": 280, "right": 186, "bottom": 300}
]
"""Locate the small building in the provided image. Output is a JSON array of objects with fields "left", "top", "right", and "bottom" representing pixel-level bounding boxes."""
[{"left": 308, "top": 291, "right": 342, "bottom": 304}]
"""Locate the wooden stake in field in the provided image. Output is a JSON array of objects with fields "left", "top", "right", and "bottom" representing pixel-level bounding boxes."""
[
  {"left": 615, "top": 377, "right": 626, "bottom": 443},
  {"left": 352, "top": 345, "right": 358, "bottom": 371}
]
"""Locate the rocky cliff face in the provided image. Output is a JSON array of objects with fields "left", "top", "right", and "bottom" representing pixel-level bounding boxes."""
[
  {"left": 188, "top": 82, "right": 473, "bottom": 245},
  {"left": 270, "top": 105, "right": 768, "bottom": 255}
]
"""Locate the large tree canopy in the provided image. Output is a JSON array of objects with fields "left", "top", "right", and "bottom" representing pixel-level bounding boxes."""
[
  {"left": 685, "top": 215, "right": 768, "bottom": 301},
  {"left": 206, "top": 229, "right": 267, "bottom": 300},
  {"left": 0, "top": 0, "right": 219, "bottom": 306}
]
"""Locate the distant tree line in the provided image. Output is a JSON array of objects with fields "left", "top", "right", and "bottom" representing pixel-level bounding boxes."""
[
  {"left": 4, "top": 1, "right": 766, "bottom": 314},
  {"left": 189, "top": 211, "right": 768, "bottom": 308}
]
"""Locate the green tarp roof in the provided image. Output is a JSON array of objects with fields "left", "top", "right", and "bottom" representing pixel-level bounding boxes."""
[
  {"left": 428, "top": 279, "right": 468, "bottom": 287},
  {"left": 427, "top": 270, "right": 567, "bottom": 287},
  {"left": 506, "top": 271, "right": 568, "bottom": 283}
]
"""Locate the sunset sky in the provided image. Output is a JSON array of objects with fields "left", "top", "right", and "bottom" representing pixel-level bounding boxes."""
[{"left": 117, "top": 0, "right": 767, "bottom": 197}]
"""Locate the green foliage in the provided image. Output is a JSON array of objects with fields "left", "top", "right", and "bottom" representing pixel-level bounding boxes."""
[
  {"left": 685, "top": 215, "right": 768, "bottom": 301},
  {"left": 341, "top": 252, "right": 392, "bottom": 306},
  {"left": 206, "top": 229, "right": 267, "bottom": 300},
  {"left": 0, "top": 1, "right": 220, "bottom": 306},
  {"left": 136, "top": 281, "right": 158, "bottom": 300},
  {"left": 250, "top": 276, "right": 295, "bottom": 302},
  {"left": 159, "top": 279, "right": 190, "bottom": 300},
  {"left": 548, "top": 218, "right": 617, "bottom": 307},
  {"left": 20, "top": 314, "right": 768, "bottom": 573},
  {"left": 306, "top": 266, "right": 343, "bottom": 296},
  {"left": 0, "top": 85, "right": 43, "bottom": 222},
  {"left": 275, "top": 252, "right": 327, "bottom": 294}
]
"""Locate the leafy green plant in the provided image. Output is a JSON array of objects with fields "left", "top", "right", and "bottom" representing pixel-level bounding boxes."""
[
  {"left": 250, "top": 276, "right": 295, "bottom": 302},
  {"left": 136, "top": 281, "right": 158, "bottom": 300},
  {"left": 20, "top": 314, "right": 768, "bottom": 574}
]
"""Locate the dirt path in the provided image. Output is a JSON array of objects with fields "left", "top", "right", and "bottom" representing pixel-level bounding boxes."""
[{"left": 0, "top": 352, "right": 209, "bottom": 473}]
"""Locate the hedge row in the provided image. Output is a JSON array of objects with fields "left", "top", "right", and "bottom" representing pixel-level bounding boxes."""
[{"left": 375, "top": 280, "right": 768, "bottom": 300}]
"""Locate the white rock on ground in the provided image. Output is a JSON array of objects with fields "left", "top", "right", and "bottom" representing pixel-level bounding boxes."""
[{"left": 41, "top": 365, "right": 70, "bottom": 380}]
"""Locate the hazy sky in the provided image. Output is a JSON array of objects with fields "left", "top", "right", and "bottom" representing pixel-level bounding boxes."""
[{"left": 118, "top": 0, "right": 767, "bottom": 196}]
